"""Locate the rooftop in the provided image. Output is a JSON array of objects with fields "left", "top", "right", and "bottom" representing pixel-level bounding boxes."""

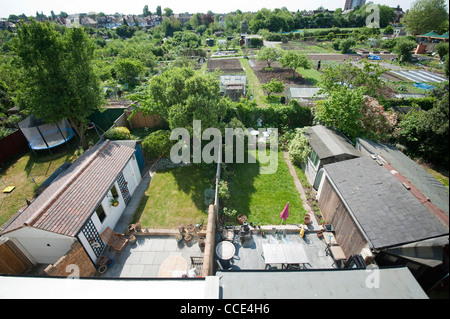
[
  {"left": 323, "top": 157, "right": 449, "bottom": 249},
  {"left": 1, "top": 140, "right": 135, "bottom": 237},
  {"left": 305, "top": 125, "right": 361, "bottom": 160}
]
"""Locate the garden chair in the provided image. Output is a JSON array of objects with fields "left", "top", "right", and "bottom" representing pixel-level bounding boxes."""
[{"left": 100, "top": 227, "right": 128, "bottom": 255}]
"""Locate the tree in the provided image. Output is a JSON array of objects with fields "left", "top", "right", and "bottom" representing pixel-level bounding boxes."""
[
  {"left": 156, "top": 6, "right": 162, "bottom": 17},
  {"left": 339, "top": 37, "right": 356, "bottom": 53},
  {"left": 132, "top": 67, "right": 228, "bottom": 132},
  {"left": 143, "top": 5, "right": 150, "bottom": 17},
  {"left": 279, "top": 51, "right": 310, "bottom": 77},
  {"left": 256, "top": 47, "right": 281, "bottom": 68},
  {"left": 319, "top": 60, "right": 386, "bottom": 100},
  {"left": 113, "top": 58, "right": 144, "bottom": 85},
  {"left": 394, "top": 37, "right": 417, "bottom": 62},
  {"left": 261, "top": 79, "right": 285, "bottom": 97},
  {"left": 164, "top": 8, "right": 173, "bottom": 17},
  {"left": 402, "top": 0, "right": 449, "bottom": 34},
  {"left": 13, "top": 20, "right": 104, "bottom": 149}
]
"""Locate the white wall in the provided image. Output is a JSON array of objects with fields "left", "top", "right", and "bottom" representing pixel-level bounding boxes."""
[{"left": 6, "top": 227, "right": 75, "bottom": 264}]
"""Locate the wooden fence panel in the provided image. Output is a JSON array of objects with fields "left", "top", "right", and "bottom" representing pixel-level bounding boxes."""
[{"left": 0, "top": 130, "right": 28, "bottom": 165}]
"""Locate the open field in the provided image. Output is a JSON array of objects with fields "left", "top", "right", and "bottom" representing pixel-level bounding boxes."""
[{"left": 207, "top": 58, "right": 244, "bottom": 73}]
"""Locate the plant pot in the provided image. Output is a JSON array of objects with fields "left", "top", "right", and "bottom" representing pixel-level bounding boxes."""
[
  {"left": 186, "top": 224, "right": 195, "bottom": 233},
  {"left": 97, "top": 255, "right": 108, "bottom": 267},
  {"left": 237, "top": 214, "right": 247, "bottom": 225},
  {"left": 317, "top": 230, "right": 323, "bottom": 238},
  {"left": 178, "top": 224, "right": 185, "bottom": 234},
  {"left": 176, "top": 234, "right": 183, "bottom": 243},
  {"left": 198, "top": 236, "right": 205, "bottom": 248},
  {"left": 98, "top": 265, "right": 107, "bottom": 274},
  {"left": 129, "top": 234, "right": 137, "bottom": 244},
  {"left": 184, "top": 234, "right": 193, "bottom": 242},
  {"left": 304, "top": 214, "right": 311, "bottom": 225}
]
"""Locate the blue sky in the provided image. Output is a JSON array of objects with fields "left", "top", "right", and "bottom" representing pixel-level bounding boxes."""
[{"left": 1, "top": 0, "right": 415, "bottom": 18}]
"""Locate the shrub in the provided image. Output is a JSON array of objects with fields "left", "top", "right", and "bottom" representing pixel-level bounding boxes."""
[
  {"left": 104, "top": 126, "right": 133, "bottom": 140},
  {"left": 142, "top": 129, "right": 173, "bottom": 159},
  {"left": 340, "top": 37, "right": 356, "bottom": 54},
  {"left": 435, "top": 42, "right": 449, "bottom": 60},
  {"left": 288, "top": 127, "right": 311, "bottom": 165}
]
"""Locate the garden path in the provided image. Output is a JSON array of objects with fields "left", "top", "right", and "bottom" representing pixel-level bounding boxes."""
[{"left": 282, "top": 151, "right": 315, "bottom": 218}]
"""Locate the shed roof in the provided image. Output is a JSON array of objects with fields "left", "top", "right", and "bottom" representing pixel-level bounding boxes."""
[
  {"left": 1, "top": 140, "right": 135, "bottom": 237},
  {"left": 323, "top": 157, "right": 448, "bottom": 249},
  {"left": 305, "top": 125, "right": 361, "bottom": 160},
  {"left": 356, "top": 138, "right": 449, "bottom": 217},
  {"left": 287, "top": 87, "right": 326, "bottom": 100}
]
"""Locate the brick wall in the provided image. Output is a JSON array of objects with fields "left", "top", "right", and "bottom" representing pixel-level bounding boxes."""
[{"left": 44, "top": 241, "right": 97, "bottom": 277}]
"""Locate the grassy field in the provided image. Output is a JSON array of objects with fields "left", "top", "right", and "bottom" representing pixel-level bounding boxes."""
[
  {"left": 134, "top": 165, "right": 213, "bottom": 229},
  {"left": 226, "top": 150, "right": 306, "bottom": 225},
  {"left": 239, "top": 58, "right": 267, "bottom": 107}
]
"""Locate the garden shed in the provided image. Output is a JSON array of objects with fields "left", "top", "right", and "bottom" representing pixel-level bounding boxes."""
[
  {"left": 286, "top": 87, "right": 326, "bottom": 104},
  {"left": 302, "top": 125, "right": 361, "bottom": 189},
  {"left": 316, "top": 156, "right": 449, "bottom": 276},
  {"left": 0, "top": 140, "right": 141, "bottom": 266},
  {"left": 220, "top": 75, "right": 247, "bottom": 101}
]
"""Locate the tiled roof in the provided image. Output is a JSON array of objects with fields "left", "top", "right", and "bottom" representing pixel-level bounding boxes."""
[
  {"left": 323, "top": 157, "right": 448, "bottom": 249},
  {"left": 1, "top": 140, "right": 135, "bottom": 237}
]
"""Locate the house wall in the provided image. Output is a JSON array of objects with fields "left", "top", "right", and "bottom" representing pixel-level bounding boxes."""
[
  {"left": 317, "top": 173, "right": 368, "bottom": 259},
  {"left": 78, "top": 156, "right": 141, "bottom": 263},
  {"left": 6, "top": 227, "right": 76, "bottom": 264}
]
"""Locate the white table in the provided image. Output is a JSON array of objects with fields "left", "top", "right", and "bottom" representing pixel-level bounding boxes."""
[
  {"left": 263, "top": 244, "right": 309, "bottom": 269},
  {"left": 216, "top": 241, "right": 236, "bottom": 260}
]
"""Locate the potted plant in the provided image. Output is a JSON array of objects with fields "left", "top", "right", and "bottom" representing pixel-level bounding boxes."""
[
  {"left": 186, "top": 224, "right": 195, "bottom": 233},
  {"left": 237, "top": 214, "right": 247, "bottom": 225},
  {"left": 176, "top": 234, "right": 183, "bottom": 243},
  {"left": 110, "top": 198, "right": 119, "bottom": 207},
  {"left": 198, "top": 236, "right": 205, "bottom": 248},
  {"left": 184, "top": 233, "right": 193, "bottom": 242}
]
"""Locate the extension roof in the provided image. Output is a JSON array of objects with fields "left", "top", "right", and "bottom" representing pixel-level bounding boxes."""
[
  {"left": 323, "top": 157, "right": 448, "bottom": 249},
  {"left": 1, "top": 140, "right": 135, "bottom": 237},
  {"left": 305, "top": 125, "right": 361, "bottom": 160}
]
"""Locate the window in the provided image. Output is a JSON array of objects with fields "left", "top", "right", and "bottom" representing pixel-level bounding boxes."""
[
  {"left": 309, "top": 149, "right": 320, "bottom": 168},
  {"left": 96, "top": 204, "right": 106, "bottom": 223},
  {"left": 110, "top": 184, "right": 119, "bottom": 199}
]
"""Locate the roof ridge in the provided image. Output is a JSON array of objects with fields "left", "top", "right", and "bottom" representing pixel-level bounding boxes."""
[{"left": 24, "top": 140, "right": 111, "bottom": 227}]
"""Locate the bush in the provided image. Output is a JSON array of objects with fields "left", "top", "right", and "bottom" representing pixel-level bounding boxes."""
[
  {"left": 142, "top": 129, "right": 174, "bottom": 159},
  {"left": 340, "top": 37, "right": 356, "bottom": 54},
  {"left": 435, "top": 42, "right": 449, "bottom": 60},
  {"left": 288, "top": 127, "right": 311, "bottom": 165},
  {"left": 104, "top": 126, "right": 133, "bottom": 140}
]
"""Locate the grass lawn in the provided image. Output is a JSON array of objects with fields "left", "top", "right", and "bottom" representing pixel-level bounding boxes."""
[
  {"left": 239, "top": 58, "right": 267, "bottom": 107},
  {"left": 0, "top": 145, "right": 80, "bottom": 227},
  {"left": 226, "top": 150, "right": 306, "bottom": 225},
  {"left": 134, "top": 165, "right": 213, "bottom": 229}
]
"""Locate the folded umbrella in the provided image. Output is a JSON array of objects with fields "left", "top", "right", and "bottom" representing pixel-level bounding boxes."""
[{"left": 280, "top": 202, "right": 289, "bottom": 224}]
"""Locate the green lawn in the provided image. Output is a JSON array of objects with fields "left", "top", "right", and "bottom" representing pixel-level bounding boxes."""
[
  {"left": 239, "top": 58, "right": 267, "bottom": 107},
  {"left": 226, "top": 150, "right": 306, "bottom": 225},
  {"left": 134, "top": 165, "right": 213, "bottom": 229}
]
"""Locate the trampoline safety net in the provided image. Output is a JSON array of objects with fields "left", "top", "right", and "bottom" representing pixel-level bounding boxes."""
[{"left": 18, "top": 116, "right": 75, "bottom": 151}]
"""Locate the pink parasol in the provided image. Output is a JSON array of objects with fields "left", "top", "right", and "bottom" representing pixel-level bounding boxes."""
[{"left": 280, "top": 202, "right": 289, "bottom": 224}]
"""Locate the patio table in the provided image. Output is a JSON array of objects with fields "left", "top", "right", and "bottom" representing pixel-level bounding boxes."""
[
  {"left": 216, "top": 241, "right": 236, "bottom": 260},
  {"left": 262, "top": 244, "right": 309, "bottom": 269},
  {"left": 157, "top": 255, "right": 188, "bottom": 277}
]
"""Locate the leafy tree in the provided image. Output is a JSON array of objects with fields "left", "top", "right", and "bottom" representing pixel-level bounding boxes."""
[
  {"left": 402, "top": 0, "right": 449, "bottom": 34},
  {"left": 156, "top": 6, "right": 162, "bottom": 17},
  {"left": 394, "top": 37, "right": 417, "bottom": 62},
  {"left": 288, "top": 127, "right": 311, "bottom": 165},
  {"left": 313, "top": 86, "right": 366, "bottom": 141},
  {"left": 256, "top": 47, "right": 281, "bottom": 68},
  {"left": 113, "top": 58, "right": 144, "bottom": 85},
  {"left": 132, "top": 67, "right": 228, "bottom": 132},
  {"left": 143, "top": 5, "right": 150, "bottom": 17},
  {"left": 339, "top": 37, "right": 356, "bottom": 54},
  {"left": 435, "top": 42, "right": 449, "bottom": 60},
  {"left": 13, "top": 20, "right": 104, "bottom": 149},
  {"left": 261, "top": 79, "right": 285, "bottom": 97},
  {"left": 397, "top": 92, "right": 449, "bottom": 166},
  {"left": 164, "top": 8, "right": 173, "bottom": 17},
  {"left": 279, "top": 51, "right": 310, "bottom": 77},
  {"left": 319, "top": 60, "right": 386, "bottom": 100}
]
